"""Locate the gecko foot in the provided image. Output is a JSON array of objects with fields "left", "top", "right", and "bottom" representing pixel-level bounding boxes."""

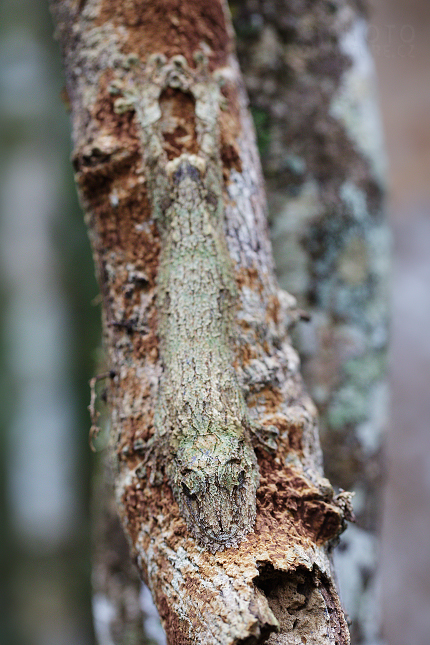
[
  {"left": 133, "top": 435, "right": 164, "bottom": 485},
  {"left": 248, "top": 420, "right": 279, "bottom": 453}
]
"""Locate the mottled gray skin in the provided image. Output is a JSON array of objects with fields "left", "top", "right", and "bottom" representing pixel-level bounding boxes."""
[
  {"left": 154, "top": 159, "right": 259, "bottom": 550},
  {"left": 133, "top": 56, "right": 264, "bottom": 551}
]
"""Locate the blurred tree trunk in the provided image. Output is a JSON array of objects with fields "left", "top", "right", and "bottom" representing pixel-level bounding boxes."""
[
  {"left": 230, "top": 2, "right": 389, "bottom": 643},
  {"left": 51, "top": 1, "right": 357, "bottom": 644},
  {"left": 1, "top": 1, "right": 99, "bottom": 644}
]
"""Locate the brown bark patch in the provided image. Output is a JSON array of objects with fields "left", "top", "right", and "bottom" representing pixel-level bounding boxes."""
[
  {"left": 157, "top": 594, "right": 190, "bottom": 645},
  {"left": 159, "top": 87, "right": 199, "bottom": 159},
  {"left": 73, "top": 71, "right": 158, "bottom": 268},
  {"left": 266, "top": 294, "right": 280, "bottom": 325},
  {"left": 219, "top": 81, "right": 243, "bottom": 177},
  {"left": 220, "top": 134, "right": 242, "bottom": 177},
  {"left": 247, "top": 386, "right": 283, "bottom": 414},
  {"left": 286, "top": 420, "right": 304, "bottom": 453},
  {"left": 254, "top": 453, "right": 343, "bottom": 546},
  {"left": 234, "top": 342, "right": 258, "bottom": 368},
  {"left": 117, "top": 415, "right": 146, "bottom": 461},
  {"left": 132, "top": 329, "right": 159, "bottom": 362},
  {"left": 261, "top": 413, "right": 304, "bottom": 454},
  {"left": 236, "top": 265, "right": 264, "bottom": 296},
  {"left": 96, "top": 187, "right": 156, "bottom": 259},
  {"left": 96, "top": 0, "right": 230, "bottom": 70},
  {"left": 74, "top": 150, "right": 143, "bottom": 211},
  {"left": 94, "top": 72, "right": 140, "bottom": 139},
  {"left": 123, "top": 473, "right": 187, "bottom": 552}
]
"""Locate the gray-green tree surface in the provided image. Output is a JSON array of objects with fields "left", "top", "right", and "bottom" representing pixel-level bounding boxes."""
[{"left": 49, "top": 0, "right": 370, "bottom": 643}]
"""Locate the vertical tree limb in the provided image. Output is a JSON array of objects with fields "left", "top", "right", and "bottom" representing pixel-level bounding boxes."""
[
  {"left": 51, "top": 1, "right": 352, "bottom": 643},
  {"left": 230, "top": 3, "right": 389, "bottom": 642}
]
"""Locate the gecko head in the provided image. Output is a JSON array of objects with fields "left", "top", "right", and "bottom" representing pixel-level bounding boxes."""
[{"left": 170, "top": 432, "right": 259, "bottom": 551}]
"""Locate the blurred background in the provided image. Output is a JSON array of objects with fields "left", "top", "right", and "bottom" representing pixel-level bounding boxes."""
[
  {"left": 0, "top": 1, "right": 429, "bottom": 644},
  {"left": 0, "top": 2, "right": 100, "bottom": 643},
  {"left": 370, "top": 2, "right": 430, "bottom": 644}
]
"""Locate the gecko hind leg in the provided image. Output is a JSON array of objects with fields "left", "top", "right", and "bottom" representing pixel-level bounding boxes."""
[{"left": 133, "top": 434, "right": 165, "bottom": 485}]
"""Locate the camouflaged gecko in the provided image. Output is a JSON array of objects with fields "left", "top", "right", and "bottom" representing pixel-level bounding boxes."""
[{"left": 132, "top": 54, "right": 276, "bottom": 551}]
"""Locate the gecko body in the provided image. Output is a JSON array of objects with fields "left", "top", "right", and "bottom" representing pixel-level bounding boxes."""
[{"left": 153, "top": 155, "right": 259, "bottom": 549}]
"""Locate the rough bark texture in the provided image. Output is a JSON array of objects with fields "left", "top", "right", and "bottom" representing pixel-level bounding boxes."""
[
  {"left": 51, "top": 1, "right": 352, "bottom": 643},
  {"left": 230, "top": 2, "right": 389, "bottom": 642}
]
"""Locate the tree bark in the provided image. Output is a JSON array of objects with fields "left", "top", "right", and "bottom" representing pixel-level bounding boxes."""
[
  {"left": 51, "top": 1, "right": 352, "bottom": 643},
  {"left": 230, "top": 3, "right": 389, "bottom": 643}
]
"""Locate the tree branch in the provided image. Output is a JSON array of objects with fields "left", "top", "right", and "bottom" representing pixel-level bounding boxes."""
[{"left": 51, "top": 1, "right": 352, "bottom": 642}]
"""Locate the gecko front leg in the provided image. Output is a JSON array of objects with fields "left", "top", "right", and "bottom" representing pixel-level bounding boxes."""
[{"left": 248, "top": 419, "right": 279, "bottom": 453}]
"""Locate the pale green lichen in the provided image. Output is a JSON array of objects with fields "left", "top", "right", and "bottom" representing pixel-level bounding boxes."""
[
  {"left": 270, "top": 180, "right": 321, "bottom": 296},
  {"left": 330, "top": 19, "right": 387, "bottom": 186},
  {"left": 343, "top": 354, "right": 386, "bottom": 388},
  {"left": 340, "top": 180, "right": 369, "bottom": 222},
  {"left": 327, "top": 385, "right": 369, "bottom": 429}
]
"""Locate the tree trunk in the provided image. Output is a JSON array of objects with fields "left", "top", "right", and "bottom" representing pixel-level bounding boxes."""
[
  {"left": 230, "top": 3, "right": 389, "bottom": 643},
  {"left": 51, "top": 1, "right": 352, "bottom": 643}
]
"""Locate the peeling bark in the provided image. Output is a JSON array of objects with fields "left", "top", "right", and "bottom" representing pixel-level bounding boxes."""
[{"left": 50, "top": 1, "right": 352, "bottom": 643}]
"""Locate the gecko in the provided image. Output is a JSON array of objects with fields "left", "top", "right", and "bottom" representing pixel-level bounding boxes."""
[{"left": 129, "top": 54, "right": 277, "bottom": 551}]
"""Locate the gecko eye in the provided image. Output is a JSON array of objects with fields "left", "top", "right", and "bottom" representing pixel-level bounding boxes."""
[
  {"left": 181, "top": 470, "right": 203, "bottom": 499},
  {"left": 220, "top": 459, "right": 246, "bottom": 489}
]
